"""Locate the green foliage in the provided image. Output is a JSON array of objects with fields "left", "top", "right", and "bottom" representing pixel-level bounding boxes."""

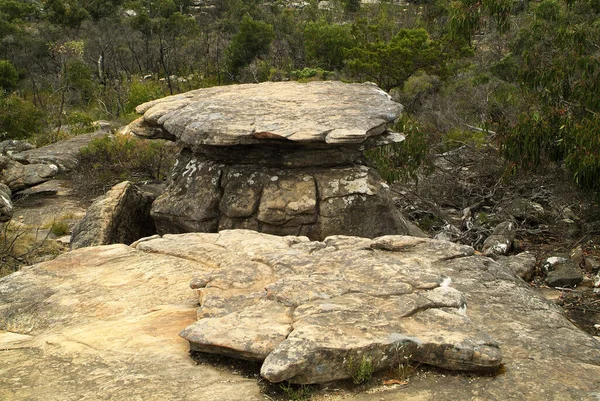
[
  {"left": 346, "top": 355, "right": 374, "bottom": 385},
  {"left": 535, "top": 0, "right": 561, "bottom": 21},
  {"left": 278, "top": 383, "right": 313, "bottom": 400},
  {"left": 226, "top": 15, "right": 274, "bottom": 78},
  {"left": 289, "top": 67, "right": 331, "bottom": 81},
  {"left": 45, "top": 0, "right": 90, "bottom": 28},
  {"left": 365, "top": 117, "right": 432, "bottom": 184},
  {"left": 303, "top": 20, "right": 355, "bottom": 70},
  {"left": 50, "top": 221, "right": 70, "bottom": 236},
  {"left": 0, "top": 95, "right": 45, "bottom": 140},
  {"left": 499, "top": 0, "right": 600, "bottom": 194},
  {"left": 75, "top": 135, "right": 175, "bottom": 196},
  {"left": 443, "top": 127, "right": 486, "bottom": 150},
  {"left": 125, "top": 79, "right": 164, "bottom": 114},
  {"left": 0, "top": 59, "right": 18, "bottom": 93},
  {"left": 346, "top": 28, "right": 441, "bottom": 92}
]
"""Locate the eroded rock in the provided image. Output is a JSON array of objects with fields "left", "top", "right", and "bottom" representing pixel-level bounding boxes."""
[
  {"left": 0, "top": 183, "right": 12, "bottom": 222},
  {"left": 138, "top": 82, "right": 419, "bottom": 240},
  {"left": 70, "top": 181, "right": 156, "bottom": 249},
  {"left": 11, "top": 130, "right": 110, "bottom": 172},
  {"left": 138, "top": 231, "right": 501, "bottom": 384},
  {"left": 1, "top": 230, "right": 600, "bottom": 399},
  {"left": 0, "top": 155, "right": 57, "bottom": 192}
]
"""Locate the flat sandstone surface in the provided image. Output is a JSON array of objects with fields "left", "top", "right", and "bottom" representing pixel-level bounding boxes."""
[
  {"left": 132, "top": 81, "right": 403, "bottom": 146},
  {"left": 0, "top": 230, "right": 599, "bottom": 400}
]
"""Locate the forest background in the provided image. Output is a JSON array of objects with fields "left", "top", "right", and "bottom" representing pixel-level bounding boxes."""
[{"left": 1, "top": 0, "right": 599, "bottom": 194}]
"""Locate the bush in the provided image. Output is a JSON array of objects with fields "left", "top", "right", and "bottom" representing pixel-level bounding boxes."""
[
  {"left": 0, "top": 59, "right": 19, "bottom": 93},
  {"left": 365, "top": 116, "right": 432, "bottom": 184},
  {"left": 0, "top": 95, "right": 46, "bottom": 140},
  {"left": 50, "top": 221, "right": 70, "bottom": 236},
  {"left": 73, "top": 135, "right": 176, "bottom": 197},
  {"left": 125, "top": 79, "right": 164, "bottom": 114}
]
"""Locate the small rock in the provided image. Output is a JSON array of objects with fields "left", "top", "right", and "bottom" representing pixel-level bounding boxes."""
[
  {"left": 543, "top": 256, "right": 583, "bottom": 288},
  {"left": 496, "top": 251, "right": 537, "bottom": 281},
  {"left": 56, "top": 235, "right": 71, "bottom": 245},
  {"left": 482, "top": 221, "right": 516, "bottom": 257},
  {"left": 505, "top": 199, "right": 546, "bottom": 223},
  {"left": 570, "top": 246, "right": 584, "bottom": 265},
  {"left": 0, "top": 139, "right": 35, "bottom": 155},
  {"left": 593, "top": 273, "right": 600, "bottom": 288},
  {"left": 584, "top": 257, "right": 600, "bottom": 273},
  {"left": 556, "top": 218, "right": 579, "bottom": 237}
]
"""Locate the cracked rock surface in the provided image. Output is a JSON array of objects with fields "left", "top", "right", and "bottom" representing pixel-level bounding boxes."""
[
  {"left": 131, "top": 81, "right": 402, "bottom": 146},
  {"left": 137, "top": 231, "right": 501, "bottom": 383},
  {"left": 1, "top": 230, "right": 600, "bottom": 399}
]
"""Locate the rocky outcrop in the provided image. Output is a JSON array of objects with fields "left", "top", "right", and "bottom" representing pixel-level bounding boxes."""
[
  {"left": 131, "top": 81, "right": 402, "bottom": 145},
  {"left": 70, "top": 181, "right": 156, "bottom": 249},
  {"left": 0, "top": 139, "right": 35, "bottom": 155},
  {"left": 133, "top": 81, "right": 421, "bottom": 240},
  {"left": 0, "top": 155, "right": 58, "bottom": 192},
  {"left": 0, "top": 183, "right": 12, "bottom": 222},
  {"left": 10, "top": 129, "right": 110, "bottom": 173},
  {"left": 151, "top": 150, "right": 419, "bottom": 239},
  {"left": 1, "top": 230, "right": 600, "bottom": 399}
]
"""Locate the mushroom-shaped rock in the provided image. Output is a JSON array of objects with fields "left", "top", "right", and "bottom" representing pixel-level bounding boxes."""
[{"left": 130, "top": 81, "right": 422, "bottom": 240}]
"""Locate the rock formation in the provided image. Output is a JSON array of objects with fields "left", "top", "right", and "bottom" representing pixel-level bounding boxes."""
[
  {"left": 0, "top": 183, "right": 12, "bottom": 222},
  {"left": 70, "top": 181, "right": 156, "bottom": 249},
  {"left": 130, "top": 81, "right": 422, "bottom": 240},
  {"left": 1, "top": 230, "right": 600, "bottom": 399}
]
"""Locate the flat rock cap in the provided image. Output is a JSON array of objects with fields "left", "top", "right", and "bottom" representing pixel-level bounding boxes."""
[{"left": 133, "top": 81, "right": 403, "bottom": 146}]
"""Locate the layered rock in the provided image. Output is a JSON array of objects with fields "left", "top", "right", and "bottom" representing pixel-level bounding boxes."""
[
  {"left": 70, "top": 181, "right": 156, "bottom": 249},
  {"left": 0, "top": 183, "right": 12, "bottom": 222},
  {"left": 1, "top": 230, "right": 600, "bottom": 400},
  {"left": 11, "top": 130, "right": 110, "bottom": 173},
  {"left": 131, "top": 81, "right": 420, "bottom": 240}
]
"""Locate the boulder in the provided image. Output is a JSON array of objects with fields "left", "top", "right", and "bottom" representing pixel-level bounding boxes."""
[
  {"left": 11, "top": 129, "right": 110, "bottom": 173},
  {"left": 0, "top": 183, "right": 12, "bottom": 223},
  {"left": 70, "top": 181, "right": 156, "bottom": 249},
  {"left": 482, "top": 221, "right": 517, "bottom": 257},
  {"left": 131, "top": 81, "right": 402, "bottom": 146},
  {"left": 0, "top": 139, "right": 35, "bottom": 155},
  {"left": 0, "top": 155, "right": 57, "bottom": 192},
  {"left": 1, "top": 230, "right": 600, "bottom": 399},
  {"left": 543, "top": 256, "right": 584, "bottom": 287},
  {"left": 134, "top": 82, "right": 421, "bottom": 240}
]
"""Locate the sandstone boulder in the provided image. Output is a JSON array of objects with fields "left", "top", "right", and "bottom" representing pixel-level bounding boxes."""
[
  {"left": 132, "top": 81, "right": 402, "bottom": 146},
  {"left": 11, "top": 129, "right": 110, "bottom": 172},
  {"left": 70, "top": 181, "right": 156, "bottom": 249},
  {"left": 136, "top": 82, "right": 420, "bottom": 240},
  {"left": 0, "top": 183, "right": 12, "bottom": 222},
  {"left": 0, "top": 155, "right": 57, "bottom": 192}
]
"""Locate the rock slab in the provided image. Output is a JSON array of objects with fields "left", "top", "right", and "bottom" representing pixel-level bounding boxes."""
[
  {"left": 70, "top": 181, "right": 156, "bottom": 249},
  {"left": 132, "top": 81, "right": 403, "bottom": 146},
  {"left": 1, "top": 230, "right": 600, "bottom": 399}
]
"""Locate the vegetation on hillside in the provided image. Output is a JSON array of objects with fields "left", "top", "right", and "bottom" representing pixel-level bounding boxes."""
[{"left": 0, "top": 0, "right": 599, "bottom": 193}]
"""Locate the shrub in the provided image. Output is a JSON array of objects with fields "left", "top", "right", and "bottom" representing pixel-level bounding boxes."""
[
  {"left": 50, "top": 221, "right": 70, "bottom": 236},
  {"left": 365, "top": 116, "right": 432, "bottom": 184},
  {"left": 73, "top": 134, "right": 176, "bottom": 197},
  {"left": 0, "top": 59, "right": 19, "bottom": 93},
  {"left": 0, "top": 95, "right": 46, "bottom": 140},
  {"left": 125, "top": 79, "right": 164, "bottom": 114}
]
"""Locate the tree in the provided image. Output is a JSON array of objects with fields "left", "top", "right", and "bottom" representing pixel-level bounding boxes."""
[
  {"left": 225, "top": 15, "right": 274, "bottom": 78},
  {"left": 345, "top": 28, "right": 441, "bottom": 92},
  {"left": 0, "top": 60, "right": 18, "bottom": 93},
  {"left": 303, "top": 20, "right": 354, "bottom": 70}
]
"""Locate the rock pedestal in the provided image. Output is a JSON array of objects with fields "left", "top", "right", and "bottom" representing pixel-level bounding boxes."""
[{"left": 130, "top": 81, "right": 420, "bottom": 240}]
